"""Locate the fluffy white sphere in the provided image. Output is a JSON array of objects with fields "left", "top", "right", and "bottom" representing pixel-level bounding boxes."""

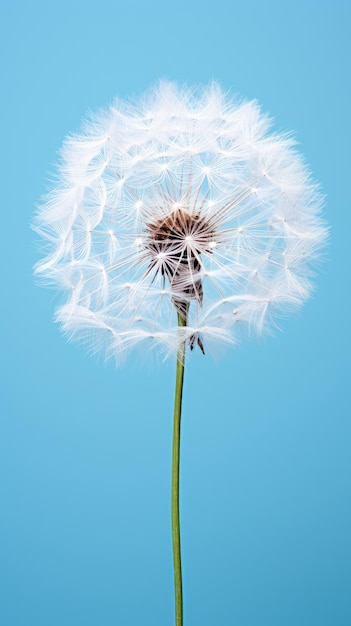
[{"left": 35, "top": 82, "right": 327, "bottom": 361}]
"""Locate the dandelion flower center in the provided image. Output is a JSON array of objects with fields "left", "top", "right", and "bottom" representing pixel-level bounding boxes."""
[{"left": 145, "top": 207, "right": 217, "bottom": 319}]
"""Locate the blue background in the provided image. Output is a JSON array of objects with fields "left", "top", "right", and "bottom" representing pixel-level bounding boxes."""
[{"left": 1, "top": 1, "right": 350, "bottom": 624}]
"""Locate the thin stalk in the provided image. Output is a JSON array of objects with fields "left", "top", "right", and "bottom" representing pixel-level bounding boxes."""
[{"left": 172, "top": 312, "right": 187, "bottom": 626}]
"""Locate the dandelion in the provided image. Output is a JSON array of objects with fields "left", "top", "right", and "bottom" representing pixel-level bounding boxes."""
[{"left": 35, "top": 82, "right": 327, "bottom": 625}]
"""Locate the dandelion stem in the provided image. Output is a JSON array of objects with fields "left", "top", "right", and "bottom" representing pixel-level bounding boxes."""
[{"left": 172, "top": 312, "right": 187, "bottom": 626}]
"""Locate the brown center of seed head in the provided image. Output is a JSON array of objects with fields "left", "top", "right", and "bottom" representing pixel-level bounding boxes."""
[{"left": 145, "top": 208, "right": 215, "bottom": 321}]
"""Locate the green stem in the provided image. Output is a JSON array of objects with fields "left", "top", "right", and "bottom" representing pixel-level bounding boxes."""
[{"left": 172, "top": 312, "right": 187, "bottom": 626}]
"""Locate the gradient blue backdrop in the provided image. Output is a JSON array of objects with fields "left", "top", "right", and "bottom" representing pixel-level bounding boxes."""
[{"left": 1, "top": 1, "right": 350, "bottom": 624}]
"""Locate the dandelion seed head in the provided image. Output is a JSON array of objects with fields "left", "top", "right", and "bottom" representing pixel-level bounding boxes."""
[{"left": 34, "top": 81, "right": 327, "bottom": 362}]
